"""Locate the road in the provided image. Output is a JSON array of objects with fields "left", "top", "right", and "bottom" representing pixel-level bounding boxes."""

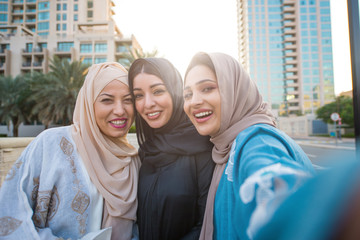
[
  {"left": 128, "top": 133, "right": 357, "bottom": 170},
  {"left": 294, "top": 137, "right": 356, "bottom": 170}
]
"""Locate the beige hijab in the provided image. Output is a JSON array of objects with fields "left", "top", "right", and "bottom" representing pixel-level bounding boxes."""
[
  {"left": 71, "top": 62, "right": 140, "bottom": 240},
  {"left": 197, "top": 53, "right": 276, "bottom": 239}
]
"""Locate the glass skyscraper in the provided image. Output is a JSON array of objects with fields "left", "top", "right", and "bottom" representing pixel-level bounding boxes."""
[{"left": 237, "top": 0, "right": 335, "bottom": 116}]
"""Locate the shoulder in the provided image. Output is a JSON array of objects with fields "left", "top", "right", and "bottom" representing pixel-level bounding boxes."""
[
  {"left": 24, "top": 126, "right": 75, "bottom": 157},
  {"left": 233, "top": 124, "right": 295, "bottom": 150}
]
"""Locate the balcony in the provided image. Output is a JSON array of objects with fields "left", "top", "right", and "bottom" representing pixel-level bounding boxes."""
[
  {"left": 12, "top": 0, "right": 24, "bottom": 4},
  {"left": 284, "top": 83, "right": 298, "bottom": 88},
  {"left": 26, "top": 18, "right": 36, "bottom": 23},
  {"left": 26, "top": 9, "right": 36, "bottom": 13},
  {"left": 283, "top": 6, "right": 295, "bottom": 12},
  {"left": 284, "top": 59, "right": 297, "bottom": 65},
  {"left": 284, "top": 36, "right": 297, "bottom": 42},
  {"left": 22, "top": 62, "right": 31, "bottom": 67},
  {"left": 284, "top": 29, "right": 296, "bottom": 35},
  {"left": 283, "top": 21, "right": 296, "bottom": 27},
  {"left": 12, "top": 10, "right": 24, "bottom": 16},
  {"left": 33, "top": 61, "right": 43, "bottom": 68},
  {"left": 26, "top": 0, "right": 36, "bottom": 4},
  {"left": 284, "top": 14, "right": 296, "bottom": 20},
  {"left": 284, "top": 66, "right": 298, "bottom": 72},
  {"left": 12, "top": 19, "right": 24, "bottom": 24}
]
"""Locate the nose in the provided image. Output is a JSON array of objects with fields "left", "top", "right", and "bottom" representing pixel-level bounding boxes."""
[
  {"left": 113, "top": 101, "right": 125, "bottom": 115},
  {"left": 144, "top": 93, "right": 156, "bottom": 109},
  {"left": 190, "top": 91, "right": 203, "bottom": 106}
]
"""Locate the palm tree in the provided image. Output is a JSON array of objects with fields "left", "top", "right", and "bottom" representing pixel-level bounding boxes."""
[
  {"left": 0, "top": 74, "right": 34, "bottom": 137},
  {"left": 119, "top": 45, "right": 160, "bottom": 69},
  {"left": 30, "top": 56, "right": 88, "bottom": 127}
]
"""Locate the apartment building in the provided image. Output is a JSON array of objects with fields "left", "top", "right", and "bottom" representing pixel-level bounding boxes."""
[
  {"left": 0, "top": 0, "right": 141, "bottom": 77},
  {"left": 237, "top": 0, "right": 335, "bottom": 116}
]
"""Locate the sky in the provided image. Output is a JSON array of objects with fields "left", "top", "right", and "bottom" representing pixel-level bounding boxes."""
[{"left": 114, "top": 0, "right": 352, "bottom": 95}]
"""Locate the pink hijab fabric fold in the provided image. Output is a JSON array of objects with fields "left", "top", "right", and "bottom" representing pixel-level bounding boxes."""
[
  {"left": 197, "top": 53, "right": 276, "bottom": 240},
  {"left": 71, "top": 62, "right": 140, "bottom": 240}
]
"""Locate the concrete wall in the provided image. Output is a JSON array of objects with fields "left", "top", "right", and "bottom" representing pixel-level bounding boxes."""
[
  {"left": 0, "top": 123, "right": 52, "bottom": 137},
  {"left": 0, "top": 137, "right": 34, "bottom": 186},
  {"left": 277, "top": 116, "right": 310, "bottom": 137}
]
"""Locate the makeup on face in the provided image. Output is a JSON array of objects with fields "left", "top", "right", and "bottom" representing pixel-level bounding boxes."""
[
  {"left": 183, "top": 65, "right": 221, "bottom": 136},
  {"left": 94, "top": 80, "right": 134, "bottom": 138},
  {"left": 133, "top": 73, "right": 173, "bottom": 129}
]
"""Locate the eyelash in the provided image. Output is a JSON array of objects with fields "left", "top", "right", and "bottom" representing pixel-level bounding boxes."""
[
  {"left": 100, "top": 98, "right": 112, "bottom": 103},
  {"left": 183, "top": 92, "right": 192, "bottom": 100},
  {"left": 153, "top": 89, "right": 165, "bottom": 95},
  {"left": 183, "top": 86, "right": 216, "bottom": 100}
]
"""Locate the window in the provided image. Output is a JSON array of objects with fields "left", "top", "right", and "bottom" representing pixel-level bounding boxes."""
[
  {"left": 63, "top": 3, "right": 67, "bottom": 11},
  {"left": 320, "top": 8, "right": 330, "bottom": 14},
  {"left": 82, "top": 57, "right": 92, "bottom": 65},
  {"left": 74, "top": 14, "right": 78, "bottom": 21},
  {"left": 95, "top": 57, "right": 107, "bottom": 64},
  {"left": 117, "top": 45, "right": 127, "bottom": 52},
  {"left": 88, "top": 1, "right": 93, "bottom": 8},
  {"left": 57, "top": 3, "right": 61, "bottom": 11},
  {"left": 74, "top": 4, "right": 78, "bottom": 11},
  {"left": 62, "top": 23, "right": 66, "bottom": 31},
  {"left": 38, "top": 32, "right": 49, "bottom": 36},
  {"left": 38, "top": 12, "right": 49, "bottom": 21},
  {"left": 87, "top": 10, "right": 93, "bottom": 18},
  {"left": 38, "top": 2, "right": 50, "bottom": 10},
  {"left": 56, "top": 23, "right": 61, "bottom": 31},
  {"left": 0, "top": 4, "right": 7, "bottom": 11},
  {"left": 37, "top": 22, "right": 49, "bottom": 31},
  {"left": 0, "top": 13, "right": 7, "bottom": 21},
  {"left": 39, "top": 43, "right": 47, "bottom": 50},
  {"left": 95, "top": 43, "right": 107, "bottom": 53},
  {"left": 26, "top": 43, "right": 33, "bottom": 52},
  {"left": 57, "top": 42, "right": 74, "bottom": 52},
  {"left": 62, "top": 13, "right": 67, "bottom": 21},
  {"left": 57, "top": 13, "right": 61, "bottom": 21},
  {"left": 80, "top": 43, "right": 92, "bottom": 53}
]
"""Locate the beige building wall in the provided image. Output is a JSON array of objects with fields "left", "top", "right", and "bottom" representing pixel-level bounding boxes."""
[{"left": 0, "top": 0, "right": 140, "bottom": 77}]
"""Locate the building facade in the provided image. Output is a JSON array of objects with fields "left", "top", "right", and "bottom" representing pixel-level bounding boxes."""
[
  {"left": 236, "top": 0, "right": 335, "bottom": 116},
  {"left": 0, "top": 0, "right": 141, "bottom": 77}
]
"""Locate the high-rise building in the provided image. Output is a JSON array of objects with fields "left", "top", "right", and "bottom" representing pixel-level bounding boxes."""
[
  {"left": 0, "top": 0, "right": 141, "bottom": 76},
  {"left": 237, "top": 0, "right": 335, "bottom": 116}
]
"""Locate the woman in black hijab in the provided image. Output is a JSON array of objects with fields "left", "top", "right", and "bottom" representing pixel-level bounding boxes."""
[{"left": 128, "top": 58, "right": 214, "bottom": 240}]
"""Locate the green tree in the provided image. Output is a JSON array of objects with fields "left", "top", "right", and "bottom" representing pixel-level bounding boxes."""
[
  {"left": 30, "top": 57, "right": 88, "bottom": 127},
  {"left": 0, "top": 74, "right": 34, "bottom": 136},
  {"left": 316, "top": 96, "right": 354, "bottom": 127},
  {"left": 120, "top": 45, "right": 159, "bottom": 69}
]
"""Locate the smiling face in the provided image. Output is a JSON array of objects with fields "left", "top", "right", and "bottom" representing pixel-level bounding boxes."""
[
  {"left": 183, "top": 64, "right": 221, "bottom": 136},
  {"left": 133, "top": 73, "right": 173, "bottom": 129},
  {"left": 94, "top": 80, "right": 134, "bottom": 138}
]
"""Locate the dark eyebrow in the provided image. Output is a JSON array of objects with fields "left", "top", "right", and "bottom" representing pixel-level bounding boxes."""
[
  {"left": 133, "top": 83, "right": 165, "bottom": 91},
  {"left": 184, "top": 79, "right": 216, "bottom": 90},
  {"left": 99, "top": 93, "right": 114, "bottom": 97}
]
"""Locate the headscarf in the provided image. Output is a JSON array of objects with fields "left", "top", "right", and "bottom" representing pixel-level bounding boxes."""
[
  {"left": 128, "top": 58, "right": 212, "bottom": 165},
  {"left": 71, "top": 62, "right": 141, "bottom": 240},
  {"left": 186, "top": 52, "right": 276, "bottom": 240}
]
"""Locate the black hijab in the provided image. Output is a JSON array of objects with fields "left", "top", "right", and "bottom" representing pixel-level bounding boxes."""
[{"left": 128, "top": 58, "right": 212, "bottom": 167}]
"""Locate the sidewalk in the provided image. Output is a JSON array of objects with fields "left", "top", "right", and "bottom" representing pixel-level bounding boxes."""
[{"left": 292, "top": 136, "right": 356, "bottom": 150}]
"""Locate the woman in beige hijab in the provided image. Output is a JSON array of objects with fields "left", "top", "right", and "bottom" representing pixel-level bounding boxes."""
[
  {"left": 183, "top": 52, "right": 315, "bottom": 240},
  {"left": 0, "top": 62, "right": 140, "bottom": 240}
]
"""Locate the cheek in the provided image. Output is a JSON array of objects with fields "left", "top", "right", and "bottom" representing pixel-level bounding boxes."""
[
  {"left": 183, "top": 102, "right": 190, "bottom": 116},
  {"left": 135, "top": 100, "right": 143, "bottom": 112},
  {"left": 125, "top": 105, "right": 134, "bottom": 120}
]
